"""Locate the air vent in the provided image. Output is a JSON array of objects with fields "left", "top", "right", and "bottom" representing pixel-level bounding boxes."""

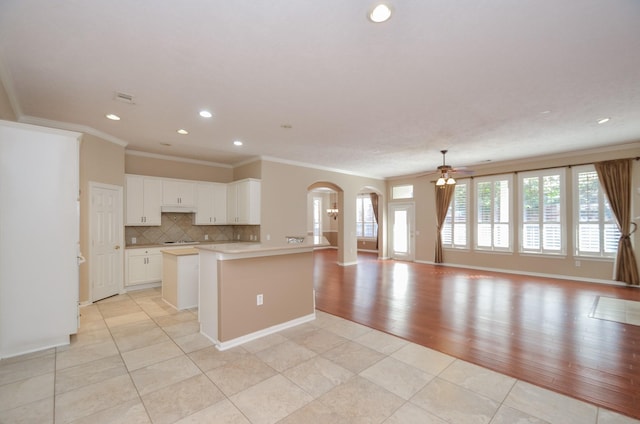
[{"left": 114, "top": 91, "right": 135, "bottom": 104}]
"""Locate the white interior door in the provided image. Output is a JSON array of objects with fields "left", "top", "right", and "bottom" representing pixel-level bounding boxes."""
[
  {"left": 389, "top": 203, "right": 415, "bottom": 261},
  {"left": 90, "top": 183, "right": 123, "bottom": 301}
]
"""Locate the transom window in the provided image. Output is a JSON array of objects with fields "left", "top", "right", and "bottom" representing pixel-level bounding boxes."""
[{"left": 392, "top": 184, "right": 413, "bottom": 200}]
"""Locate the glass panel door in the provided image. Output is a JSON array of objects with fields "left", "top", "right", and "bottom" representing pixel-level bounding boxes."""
[{"left": 389, "top": 203, "right": 414, "bottom": 261}]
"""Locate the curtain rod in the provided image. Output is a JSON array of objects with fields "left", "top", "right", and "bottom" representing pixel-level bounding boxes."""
[{"left": 449, "top": 156, "right": 640, "bottom": 181}]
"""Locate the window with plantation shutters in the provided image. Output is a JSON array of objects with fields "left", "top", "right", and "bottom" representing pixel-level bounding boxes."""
[
  {"left": 519, "top": 169, "right": 565, "bottom": 255},
  {"left": 356, "top": 194, "right": 378, "bottom": 238},
  {"left": 475, "top": 175, "right": 512, "bottom": 251},
  {"left": 442, "top": 182, "right": 469, "bottom": 249},
  {"left": 573, "top": 165, "right": 620, "bottom": 257}
]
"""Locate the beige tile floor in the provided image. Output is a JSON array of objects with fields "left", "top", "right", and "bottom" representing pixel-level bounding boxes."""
[
  {"left": 592, "top": 296, "right": 640, "bottom": 326},
  {"left": 1, "top": 288, "right": 639, "bottom": 424}
]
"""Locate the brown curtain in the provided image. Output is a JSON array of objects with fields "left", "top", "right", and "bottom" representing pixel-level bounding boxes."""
[
  {"left": 369, "top": 193, "right": 379, "bottom": 249},
  {"left": 435, "top": 184, "right": 456, "bottom": 263},
  {"left": 594, "top": 159, "right": 639, "bottom": 285}
]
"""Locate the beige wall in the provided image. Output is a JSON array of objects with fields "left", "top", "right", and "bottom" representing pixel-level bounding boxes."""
[
  {"left": 0, "top": 77, "right": 16, "bottom": 121},
  {"left": 233, "top": 159, "right": 262, "bottom": 180},
  {"left": 391, "top": 143, "right": 640, "bottom": 282},
  {"left": 260, "top": 160, "right": 386, "bottom": 265},
  {"left": 79, "top": 134, "right": 125, "bottom": 302},
  {"left": 125, "top": 153, "right": 233, "bottom": 182},
  {"left": 218, "top": 251, "right": 314, "bottom": 341}
]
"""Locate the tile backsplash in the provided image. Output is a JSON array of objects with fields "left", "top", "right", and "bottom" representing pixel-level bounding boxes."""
[{"left": 125, "top": 213, "right": 259, "bottom": 246}]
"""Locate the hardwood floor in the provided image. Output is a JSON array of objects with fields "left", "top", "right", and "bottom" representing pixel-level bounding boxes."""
[{"left": 313, "top": 249, "right": 640, "bottom": 420}]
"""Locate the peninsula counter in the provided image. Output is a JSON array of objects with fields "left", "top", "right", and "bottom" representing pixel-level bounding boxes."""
[{"left": 197, "top": 242, "right": 319, "bottom": 350}]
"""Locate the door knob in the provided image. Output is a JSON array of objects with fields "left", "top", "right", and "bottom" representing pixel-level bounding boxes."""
[{"left": 115, "top": 245, "right": 121, "bottom": 250}]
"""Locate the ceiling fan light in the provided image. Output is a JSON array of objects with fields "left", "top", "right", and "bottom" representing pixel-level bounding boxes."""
[
  {"left": 436, "top": 177, "right": 446, "bottom": 186},
  {"left": 446, "top": 177, "right": 456, "bottom": 185}
]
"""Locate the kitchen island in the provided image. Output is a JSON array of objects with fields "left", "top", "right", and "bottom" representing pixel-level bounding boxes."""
[
  {"left": 161, "top": 247, "right": 199, "bottom": 310},
  {"left": 197, "top": 240, "right": 323, "bottom": 350}
]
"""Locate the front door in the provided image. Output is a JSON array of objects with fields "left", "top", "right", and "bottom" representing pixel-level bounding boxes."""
[
  {"left": 90, "top": 183, "right": 123, "bottom": 301},
  {"left": 389, "top": 203, "right": 415, "bottom": 261}
]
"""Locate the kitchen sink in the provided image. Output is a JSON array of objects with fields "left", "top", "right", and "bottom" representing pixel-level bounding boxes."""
[{"left": 163, "top": 241, "right": 199, "bottom": 245}]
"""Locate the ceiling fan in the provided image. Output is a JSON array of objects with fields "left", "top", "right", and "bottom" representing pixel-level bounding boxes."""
[
  {"left": 427, "top": 149, "right": 474, "bottom": 186},
  {"left": 436, "top": 150, "right": 456, "bottom": 186}
]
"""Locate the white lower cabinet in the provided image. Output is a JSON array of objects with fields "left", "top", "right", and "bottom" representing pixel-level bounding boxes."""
[{"left": 125, "top": 248, "right": 163, "bottom": 286}]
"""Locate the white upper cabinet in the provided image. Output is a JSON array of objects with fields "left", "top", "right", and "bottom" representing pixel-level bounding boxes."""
[
  {"left": 125, "top": 175, "right": 162, "bottom": 225},
  {"left": 125, "top": 174, "right": 260, "bottom": 226},
  {"left": 195, "top": 182, "right": 227, "bottom": 225},
  {"left": 162, "top": 180, "right": 195, "bottom": 206},
  {"left": 227, "top": 179, "right": 261, "bottom": 225}
]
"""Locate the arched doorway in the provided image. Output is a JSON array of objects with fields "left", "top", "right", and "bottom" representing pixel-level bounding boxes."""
[{"left": 307, "top": 182, "right": 344, "bottom": 264}]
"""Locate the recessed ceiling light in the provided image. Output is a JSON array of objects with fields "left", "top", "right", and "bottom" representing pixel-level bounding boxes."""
[
  {"left": 369, "top": 4, "right": 392, "bottom": 23},
  {"left": 177, "top": 129, "right": 189, "bottom": 135},
  {"left": 597, "top": 117, "right": 611, "bottom": 124},
  {"left": 233, "top": 140, "right": 243, "bottom": 146},
  {"left": 106, "top": 114, "right": 120, "bottom": 121},
  {"left": 199, "top": 110, "right": 213, "bottom": 118}
]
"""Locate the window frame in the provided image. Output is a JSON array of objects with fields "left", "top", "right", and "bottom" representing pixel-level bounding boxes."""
[
  {"left": 391, "top": 184, "right": 413, "bottom": 200},
  {"left": 356, "top": 193, "right": 378, "bottom": 240},
  {"left": 474, "top": 174, "right": 513, "bottom": 252},
  {"left": 517, "top": 168, "right": 566, "bottom": 256},
  {"left": 572, "top": 165, "right": 620, "bottom": 259},
  {"left": 312, "top": 196, "right": 323, "bottom": 237},
  {"left": 442, "top": 181, "right": 469, "bottom": 250}
]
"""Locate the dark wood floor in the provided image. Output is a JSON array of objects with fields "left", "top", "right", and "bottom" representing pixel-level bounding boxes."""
[{"left": 313, "top": 249, "right": 640, "bottom": 420}]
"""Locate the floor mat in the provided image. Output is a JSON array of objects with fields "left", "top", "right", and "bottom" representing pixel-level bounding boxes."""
[{"left": 591, "top": 296, "right": 640, "bottom": 326}]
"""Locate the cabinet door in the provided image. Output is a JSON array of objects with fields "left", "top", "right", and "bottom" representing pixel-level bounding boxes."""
[
  {"left": 195, "top": 183, "right": 214, "bottom": 225},
  {"left": 163, "top": 180, "right": 195, "bottom": 206},
  {"left": 227, "top": 180, "right": 260, "bottom": 224},
  {"left": 235, "top": 181, "right": 250, "bottom": 224},
  {"left": 236, "top": 180, "right": 261, "bottom": 224},
  {"left": 125, "top": 175, "right": 145, "bottom": 225},
  {"left": 125, "top": 175, "right": 161, "bottom": 226},
  {"left": 127, "top": 253, "right": 148, "bottom": 286},
  {"left": 212, "top": 183, "right": 227, "bottom": 224},
  {"left": 143, "top": 178, "right": 162, "bottom": 225},
  {"left": 227, "top": 182, "right": 238, "bottom": 223},
  {"left": 146, "top": 251, "right": 163, "bottom": 282}
]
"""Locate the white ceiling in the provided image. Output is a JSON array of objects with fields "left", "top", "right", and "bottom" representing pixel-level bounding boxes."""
[{"left": 1, "top": 0, "right": 639, "bottom": 179}]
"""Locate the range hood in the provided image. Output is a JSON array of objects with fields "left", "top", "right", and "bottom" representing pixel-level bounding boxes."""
[{"left": 161, "top": 205, "right": 198, "bottom": 213}]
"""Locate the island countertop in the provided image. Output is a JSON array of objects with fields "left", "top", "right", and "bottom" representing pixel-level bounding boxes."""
[
  {"left": 196, "top": 237, "right": 329, "bottom": 260},
  {"left": 160, "top": 247, "right": 199, "bottom": 256}
]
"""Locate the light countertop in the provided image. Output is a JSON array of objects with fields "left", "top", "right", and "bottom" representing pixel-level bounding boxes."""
[
  {"left": 197, "top": 237, "right": 329, "bottom": 259},
  {"left": 160, "top": 247, "right": 199, "bottom": 256}
]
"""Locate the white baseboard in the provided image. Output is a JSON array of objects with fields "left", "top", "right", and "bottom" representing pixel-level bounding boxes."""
[
  {"left": 413, "top": 259, "right": 628, "bottom": 287},
  {"left": 202, "top": 312, "right": 317, "bottom": 351}
]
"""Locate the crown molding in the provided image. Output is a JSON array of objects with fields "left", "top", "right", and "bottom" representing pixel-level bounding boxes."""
[
  {"left": 258, "top": 155, "right": 385, "bottom": 181},
  {"left": 126, "top": 149, "right": 233, "bottom": 168},
  {"left": 18, "top": 115, "right": 128, "bottom": 147}
]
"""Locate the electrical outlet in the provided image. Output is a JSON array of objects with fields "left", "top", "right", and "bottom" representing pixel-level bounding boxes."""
[
  {"left": 132, "top": 237, "right": 136, "bottom": 244},
  {"left": 204, "top": 234, "right": 209, "bottom": 240},
  {"left": 256, "top": 294, "right": 263, "bottom": 306},
  {"left": 575, "top": 260, "right": 581, "bottom": 267}
]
